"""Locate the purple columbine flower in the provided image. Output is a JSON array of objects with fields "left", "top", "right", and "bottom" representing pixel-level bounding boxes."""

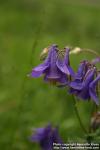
[
  {"left": 89, "top": 75, "right": 100, "bottom": 105},
  {"left": 69, "top": 61, "right": 89, "bottom": 93},
  {"left": 30, "top": 124, "right": 62, "bottom": 150},
  {"left": 69, "top": 61, "right": 99, "bottom": 104},
  {"left": 31, "top": 44, "right": 74, "bottom": 85}
]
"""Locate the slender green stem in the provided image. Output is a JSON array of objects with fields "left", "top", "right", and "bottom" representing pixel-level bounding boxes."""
[
  {"left": 72, "top": 95, "right": 88, "bottom": 134},
  {"left": 11, "top": 6, "right": 47, "bottom": 149}
]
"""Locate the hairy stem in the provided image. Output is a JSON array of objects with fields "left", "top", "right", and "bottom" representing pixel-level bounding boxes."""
[{"left": 82, "top": 49, "right": 100, "bottom": 57}]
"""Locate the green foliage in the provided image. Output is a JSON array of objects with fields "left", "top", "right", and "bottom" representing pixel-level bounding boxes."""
[{"left": 0, "top": 0, "right": 100, "bottom": 149}]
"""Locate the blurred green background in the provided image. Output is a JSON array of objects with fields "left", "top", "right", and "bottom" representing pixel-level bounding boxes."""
[{"left": 0, "top": 0, "right": 100, "bottom": 149}]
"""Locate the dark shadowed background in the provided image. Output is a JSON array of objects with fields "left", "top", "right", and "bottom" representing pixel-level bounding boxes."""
[{"left": 0, "top": 0, "right": 100, "bottom": 149}]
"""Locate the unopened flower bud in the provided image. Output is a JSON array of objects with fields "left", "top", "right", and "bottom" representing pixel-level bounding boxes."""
[
  {"left": 40, "top": 47, "right": 50, "bottom": 61},
  {"left": 70, "top": 47, "right": 82, "bottom": 54},
  {"left": 91, "top": 111, "right": 100, "bottom": 131}
]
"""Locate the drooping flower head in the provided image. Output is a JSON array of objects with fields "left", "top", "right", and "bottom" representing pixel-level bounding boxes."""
[
  {"left": 30, "top": 44, "right": 74, "bottom": 86},
  {"left": 69, "top": 60, "right": 99, "bottom": 105},
  {"left": 69, "top": 60, "right": 90, "bottom": 92},
  {"left": 30, "top": 124, "right": 62, "bottom": 150}
]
